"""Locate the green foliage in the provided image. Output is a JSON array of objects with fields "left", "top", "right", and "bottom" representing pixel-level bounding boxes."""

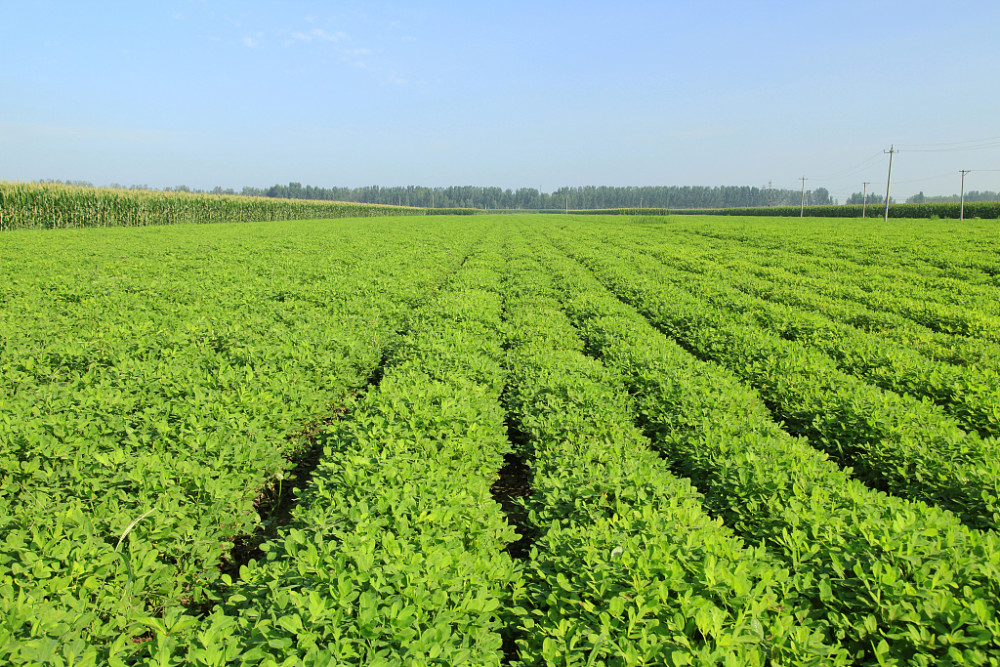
[
  {"left": 523, "top": 226, "right": 1000, "bottom": 664},
  {"left": 0, "top": 181, "right": 432, "bottom": 230},
  {"left": 611, "top": 230, "right": 1000, "bottom": 437},
  {"left": 142, "top": 240, "right": 523, "bottom": 665},
  {"left": 500, "top": 255, "right": 846, "bottom": 665},
  {"left": 552, "top": 228, "right": 1000, "bottom": 529},
  {"left": 0, "top": 218, "right": 490, "bottom": 664},
  {"left": 667, "top": 201, "right": 1000, "bottom": 218},
  {"left": 3, "top": 213, "right": 1000, "bottom": 665}
]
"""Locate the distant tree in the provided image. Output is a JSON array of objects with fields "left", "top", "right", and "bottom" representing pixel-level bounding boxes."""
[
  {"left": 810, "top": 187, "right": 832, "bottom": 205},
  {"left": 966, "top": 190, "right": 1000, "bottom": 202},
  {"left": 920, "top": 190, "right": 1000, "bottom": 203},
  {"left": 847, "top": 191, "right": 884, "bottom": 206}
]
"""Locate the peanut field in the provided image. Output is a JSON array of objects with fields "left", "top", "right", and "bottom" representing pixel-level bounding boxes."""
[{"left": 2, "top": 214, "right": 999, "bottom": 666}]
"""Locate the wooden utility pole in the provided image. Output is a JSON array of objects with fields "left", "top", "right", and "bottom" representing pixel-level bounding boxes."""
[
  {"left": 960, "top": 170, "right": 971, "bottom": 221},
  {"left": 883, "top": 145, "right": 896, "bottom": 222}
]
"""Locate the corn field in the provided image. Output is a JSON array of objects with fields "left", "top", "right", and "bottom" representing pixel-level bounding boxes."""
[{"left": 0, "top": 181, "right": 427, "bottom": 230}]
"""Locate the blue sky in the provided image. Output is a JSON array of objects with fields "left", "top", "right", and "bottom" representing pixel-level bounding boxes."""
[{"left": 2, "top": 0, "right": 999, "bottom": 199}]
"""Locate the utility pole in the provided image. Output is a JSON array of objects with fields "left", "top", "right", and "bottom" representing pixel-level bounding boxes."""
[
  {"left": 799, "top": 176, "right": 808, "bottom": 217},
  {"left": 960, "top": 170, "right": 971, "bottom": 221},
  {"left": 883, "top": 145, "right": 896, "bottom": 222},
  {"left": 862, "top": 182, "right": 870, "bottom": 218}
]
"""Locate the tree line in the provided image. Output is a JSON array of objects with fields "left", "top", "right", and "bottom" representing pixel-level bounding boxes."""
[
  {"left": 239, "top": 183, "right": 835, "bottom": 209},
  {"left": 906, "top": 190, "right": 1000, "bottom": 204},
  {"left": 40, "top": 180, "right": 996, "bottom": 209}
]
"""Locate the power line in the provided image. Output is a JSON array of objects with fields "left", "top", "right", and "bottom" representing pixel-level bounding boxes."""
[
  {"left": 896, "top": 137, "right": 1000, "bottom": 153},
  {"left": 811, "top": 152, "right": 885, "bottom": 182},
  {"left": 802, "top": 135, "right": 1000, "bottom": 202},
  {"left": 897, "top": 135, "right": 1000, "bottom": 150},
  {"left": 892, "top": 170, "right": 959, "bottom": 185}
]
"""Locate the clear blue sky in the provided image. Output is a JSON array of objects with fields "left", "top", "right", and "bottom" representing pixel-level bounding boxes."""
[{"left": 2, "top": 0, "right": 999, "bottom": 200}]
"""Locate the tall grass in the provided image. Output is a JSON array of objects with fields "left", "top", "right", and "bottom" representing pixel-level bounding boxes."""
[{"left": 0, "top": 181, "right": 429, "bottom": 230}]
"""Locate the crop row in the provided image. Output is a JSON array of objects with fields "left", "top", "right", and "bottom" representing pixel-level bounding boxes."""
[
  {"left": 4, "top": 214, "right": 1000, "bottom": 665},
  {"left": 134, "top": 236, "right": 519, "bottom": 666},
  {"left": 546, "top": 225, "right": 1000, "bottom": 530},
  {"left": 0, "top": 219, "right": 489, "bottom": 664},
  {"left": 0, "top": 181, "right": 433, "bottom": 230},
  {"left": 656, "top": 238, "right": 1000, "bottom": 369},
  {"left": 666, "top": 201, "right": 1000, "bottom": 219},
  {"left": 597, "top": 231, "right": 1000, "bottom": 438},
  {"left": 665, "top": 217, "right": 1000, "bottom": 301},
  {"left": 718, "top": 234, "right": 1000, "bottom": 309},
  {"left": 499, "top": 247, "right": 846, "bottom": 665},
  {"left": 669, "top": 215, "right": 1000, "bottom": 282},
  {"left": 648, "top": 241, "right": 1000, "bottom": 370},
  {"left": 521, "top": 224, "right": 1000, "bottom": 665},
  {"left": 705, "top": 238, "right": 1000, "bottom": 339}
]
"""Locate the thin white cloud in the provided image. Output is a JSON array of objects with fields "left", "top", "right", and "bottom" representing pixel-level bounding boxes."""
[
  {"left": 241, "top": 32, "right": 264, "bottom": 48},
  {"left": 279, "top": 24, "right": 410, "bottom": 81},
  {"left": 290, "top": 28, "right": 347, "bottom": 43}
]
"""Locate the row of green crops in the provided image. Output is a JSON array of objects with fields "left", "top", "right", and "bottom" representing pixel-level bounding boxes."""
[
  {"left": 547, "top": 224, "right": 1000, "bottom": 529},
  {"left": 671, "top": 217, "right": 1000, "bottom": 283},
  {"left": 666, "top": 202, "right": 1000, "bottom": 218},
  {"left": 521, "top": 221, "right": 1000, "bottom": 665},
  {"left": 0, "top": 217, "right": 492, "bottom": 664},
  {"left": 496, "top": 203, "right": 999, "bottom": 218},
  {"left": 126, "top": 229, "right": 854, "bottom": 666},
  {"left": 3, "top": 213, "right": 1000, "bottom": 664},
  {"left": 651, "top": 225, "right": 1000, "bottom": 368},
  {"left": 607, "top": 230, "right": 1000, "bottom": 437},
  {"left": 138, "top": 235, "right": 521, "bottom": 665},
  {"left": 499, "top": 249, "right": 847, "bottom": 665},
  {"left": 672, "top": 221, "right": 1000, "bottom": 321},
  {"left": 0, "top": 182, "right": 480, "bottom": 230}
]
